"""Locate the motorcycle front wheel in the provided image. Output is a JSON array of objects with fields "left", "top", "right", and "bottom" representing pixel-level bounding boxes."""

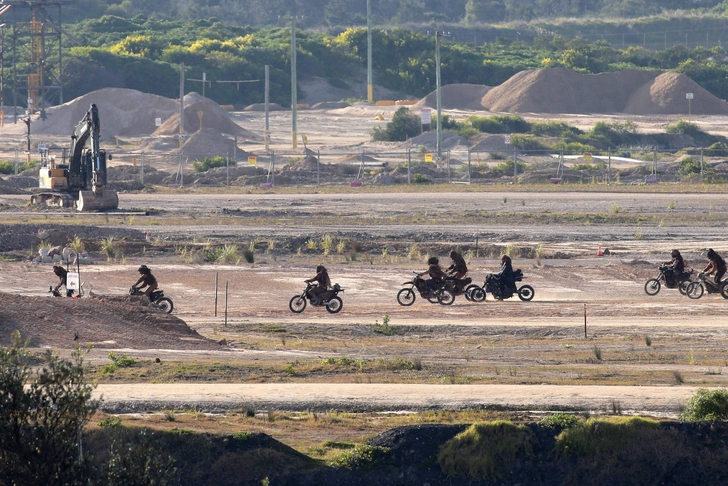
[
  {"left": 721, "top": 281, "right": 728, "bottom": 300},
  {"left": 469, "top": 286, "right": 486, "bottom": 302},
  {"left": 289, "top": 295, "right": 307, "bottom": 313},
  {"left": 686, "top": 282, "right": 704, "bottom": 300},
  {"left": 155, "top": 297, "right": 174, "bottom": 314},
  {"left": 397, "top": 288, "right": 415, "bottom": 306},
  {"left": 518, "top": 285, "right": 535, "bottom": 302},
  {"left": 644, "top": 278, "right": 661, "bottom": 296},
  {"left": 326, "top": 296, "right": 343, "bottom": 314},
  {"left": 438, "top": 289, "right": 455, "bottom": 305}
]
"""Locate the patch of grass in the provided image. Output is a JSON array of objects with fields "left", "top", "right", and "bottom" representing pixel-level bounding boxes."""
[
  {"left": 438, "top": 421, "right": 535, "bottom": 481},
  {"left": 101, "top": 236, "right": 116, "bottom": 260},
  {"left": 232, "top": 431, "right": 250, "bottom": 440},
  {"left": 540, "top": 413, "right": 581, "bottom": 429},
  {"left": 98, "top": 416, "right": 123, "bottom": 428},
  {"left": 680, "top": 388, "right": 728, "bottom": 422},
  {"left": 370, "top": 315, "right": 396, "bottom": 335},
  {"left": 108, "top": 351, "right": 136, "bottom": 367},
  {"left": 336, "top": 238, "right": 347, "bottom": 254},
  {"left": 328, "top": 444, "right": 389, "bottom": 470},
  {"left": 668, "top": 200, "right": 677, "bottom": 210},
  {"left": 413, "top": 173, "right": 429, "bottom": 184},
  {"left": 100, "top": 363, "right": 118, "bottom": 374},
  {"left": 321, "top": 234, "right": 334, "bottom": 256},
  {"left": 555, "top": 417, "right": 660, "bottom": 457},
  {"left": 70, "top": 235, "right": 85, "bottom": 253},
  {"left": 306, "top": 239, "right": 317, "bottom": 250},
  {"left": 592, "top": 345, "right": 602, "bottom": 361},
  {"left": 164, "top": 410, "right": 177, "bottom": 422},
  {"left": 216, "top": 244, "right": 240, "bottom": 264}
]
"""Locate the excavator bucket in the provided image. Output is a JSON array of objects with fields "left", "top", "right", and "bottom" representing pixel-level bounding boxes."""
[{"left": 77, "top": 189, "right": 118, "bottom": 211}]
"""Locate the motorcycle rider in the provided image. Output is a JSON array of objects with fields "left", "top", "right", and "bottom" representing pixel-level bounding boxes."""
[
  {"left": 132, "top": 265, "right": 158, "bottom": 300},
  {"left": 418, "top": 256, "right": 447, "bottom": 294},
  {"left": 703, "top": 249, "right": 727, "bottom": 290},
  {"left": 52, "top": 264, "right": 71, "bottom": 297},
  {"left": 494, "top": 254, "right": 516, "bottom": 300},
  {"left": 446, "top": 250, "right": 468, "bottom": 279},
  {"left": 663, "top": 249, "right": 686, "bottom": 287},
  {"left": 305, "top": 265, "right": 331, "bottom": 303}
]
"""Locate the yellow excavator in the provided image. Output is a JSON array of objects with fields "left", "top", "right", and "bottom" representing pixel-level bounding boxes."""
[{"left": 31, "top": 103, "right": 119, "bottom": 211}]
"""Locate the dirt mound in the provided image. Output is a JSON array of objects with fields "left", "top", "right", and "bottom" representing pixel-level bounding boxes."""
[
  {"left": 310, "top": 101, "right": 350, "bottom": 110},
  {"left": 0, "top": 292, "right": 220, "bottom": 350},
  {"left": 404, "top": 131, "right": 469, "bottom": 151},
  {"left": 244, "top": 103, "right": 285, "bottom": 112},
  {"left": 470, "top": 133, "right": 511, "bottom": 152},
  {"left": 0, "top": 177, "right": 26, "bottom": 195},
  {"left": 624, "top": 72, "right": 728, "bottom": 115},
  {"left": 481, "top": 68, "right": 659, "bottom": 114},
  {"left": 156, "top": 98, "right": 261, "bottom": 140},
  {"left": 413, "top": 83, "right": 491, "bottom": 111},
  {"left": 30, "top": 88, "right": 179, "bottom": 139},
  {"left": 172, "top": 129, "right": 241, "bottom": 157}
]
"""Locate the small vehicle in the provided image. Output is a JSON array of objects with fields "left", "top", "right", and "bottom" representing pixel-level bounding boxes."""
[
  {"left": 129, "top": 287, "right": 174, "bottom": 313},
  {"left": 644, "top": 264, "right": 693, "bottom": 296},
  {"left": 469, "top": 269, "right": 534, "bottom": 302},
  {"left": 397, "top": 273, "right": 455, "bottom": 306},
  {"left": 49, "top": 285, "right": 76, "bottom": 298},
  {"left": 685, "top": 272, "right": 728, "bottom": 300},
  {"left": 289, "top": 282, "right": 344, "bottom": 314},
  {"left": 444, "top": 276, "right": 481, "bottom": 302}
]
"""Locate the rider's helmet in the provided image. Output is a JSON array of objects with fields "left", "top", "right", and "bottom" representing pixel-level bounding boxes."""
[
  {"left": 427, "top": 256, "right": 439, "bottom": 265},
  {"left": 449, "top": 250, "right": 457, "bottom": 259},
  {"left": 501, "top": 255, "right": 512, "bottom": 264},
  {"left": 138, "top": 265, "right": 150, "bottom": 274},
  {"left": 316, "top": 265, "right": 326, "bottom": 273},
  {"left": 671, "top": 249, "right": 680, "bottom": 258},
  {"left": 707, "top": 249, "right": 718, "bottom": 261},
  {"left": 53, "top": 264, "right": 64, "bottom": 276}
]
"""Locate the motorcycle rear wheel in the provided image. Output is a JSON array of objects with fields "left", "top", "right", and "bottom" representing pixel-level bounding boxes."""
[
  {"left": 155, "top": 297, "right": 174, "bottom": 314},
  {"left": 722, "top": 281, "right": 728, "bottom": 300},
  {"left": 469, "top": 286, "right": 486, "bottom": 302},
  {"left": 326, "top": 296, "right": 343, "bottom": 314},
  {"left": 644, "top": 278, "right": 661, "bottom": 296},
  {"left": 397, "top": 288, "right": 415, "bottom": 306},
  {"left": 289, "top": 295, "right": 307, "bottom": 313},
  {"left": 686, "top": 282, "right": 704, "bottom": 300},
  {"left": 518, "top": 285, "right": 535, "bottom": 302},
  {"left": 438, "top": 289, "right": 455, "bottom": 305},
  {"left": 679, "top": 280, "right": 690, "bottom": 296}
]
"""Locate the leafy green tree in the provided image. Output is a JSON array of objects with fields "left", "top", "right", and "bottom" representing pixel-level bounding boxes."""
[
  {"left": 0, "top": 332, "right": 99, "bottom": 486},
  {"left": 372, "top": 107, "right": 421, "bottom": 141},
  {"left": 103, "top": 429, "right": 178, "bottom": 486},
  {"left": 464, "top": 0, "right": 507, "bottom": 24}
]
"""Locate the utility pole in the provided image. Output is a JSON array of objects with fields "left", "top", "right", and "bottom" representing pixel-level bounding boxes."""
[
  {"left": 291, "top": 16, "right": 298, "bottom": 149},
  {"left": 179, "top": 63, "right": 185, "bottom": 135},
  {"left": 23, "top": 116, "right": 31, "bottom": 164},
  {"left": 265, "top": 64, "right": 270, "bottom": 152},
  {"left": 367, "top": 0, "right": 373, "bottom": 103},
  {"left": 435, "top": 31, "right": 444, "bottom": 159}
]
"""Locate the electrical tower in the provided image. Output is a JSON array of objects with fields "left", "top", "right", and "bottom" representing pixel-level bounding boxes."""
[{"left": 0, "top": 0, "right": 78, "bottom": 123}]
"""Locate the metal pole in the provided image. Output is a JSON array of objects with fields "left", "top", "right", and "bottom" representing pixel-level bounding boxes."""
[
  {"left": 271, "top": 152, "right": 275, "bottom": 185},
  {"left": 367, "top": 0, "right": 373, "bottom": 103},
  {"left": 513, "top": 145, "right": 517, "bottom": 183},
  {"left": 447, "top": 150, "right": 451, "bottom": 183},
  {"left": 701, "top": 147, "right": 704, "bottom": 181},
  {"left": 214, "top": 272, "right": 218, "bottom": 317},
  {"left": 407, "top": 148, "right": 411, "bottom": 184},
  {"left": 226, "top": 153, "right": 229, "bottom": 186},
  {"left": 317, "top": 149, "right": 320, "bottom": 185},
  {"left": 140, "top": 152, "right": 144, "bottom": 185},
  {"left": 179, "top": 63, "right": 185, "bottom": 135},
  {"left": 264, "top": 65, "right": 270, "bottom": 151},
  {"left": 224, "top": 281, "right": 228, "bottom": 328},
  {"left": 435, "top": 31, "right": 442, "bottom": 159},
  {"left": 607, "top": 148, "right": 611, "bottom": 184},
  {"left": 584, "top": 303, "right": 587, "bottom": 339},
  {"left": 467, "top": 148, "right": 471, "bottom": 183},
  {"left": 291, "top": 17, "right": 298, "bottom": 149}
]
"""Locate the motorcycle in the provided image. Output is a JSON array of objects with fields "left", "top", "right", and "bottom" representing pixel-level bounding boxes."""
[
  {"left": 129, "top": 287, "right": 174, "bottom": 313},
  {"left": 469, "top": 269, "right": 535, "bottom": 302},
  {"left": 444, "top": 275, "right": 481, "bottom": 302},
  {"left": 289, "top": 282, "right": 344, "bottom": 314},
  {"left": 49, "top": 285, "right": 76, "bottom": 298},
  {"left": 644, "top": 264, "right": 693, "bottom": 296},
  {"left": 397, "top": 272, "right": 455, "bottom": 306},
  {"left": 685, "top": 272, "right": 728, "bottom": 300}
]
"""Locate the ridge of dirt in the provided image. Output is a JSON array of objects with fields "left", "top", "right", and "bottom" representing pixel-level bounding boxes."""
[
  {"left": 156, "top": 98, "right": 261, "bottom": 140},
  {"left": 0, "top": 292, "right": 221, "bottom": 350},
  {"left": 413, "top": 83, "right": 492, "bottom": 111}
]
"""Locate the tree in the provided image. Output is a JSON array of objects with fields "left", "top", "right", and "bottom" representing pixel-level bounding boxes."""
[
  {"left": 464, "top": 0, "right": 507, "bottom": 24},
  {"left": 372, "top": 107, "right": 421, "bottom": 141},
  {"left": 0, "top": 332, "right": 99, "bottom": 486}
]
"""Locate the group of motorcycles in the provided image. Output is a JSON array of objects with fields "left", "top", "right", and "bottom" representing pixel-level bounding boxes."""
[
  {"left": 644, "top": 264, "right": 728, "bottom": 299},
  {"left": 396, "top": 269, "right": 535, "bottom": 307}
]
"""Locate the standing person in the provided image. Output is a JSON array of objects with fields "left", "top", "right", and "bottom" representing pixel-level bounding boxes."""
[
  {"left": 132, "top": 265, "right": 158, "bottom": 300},
  {"left": 418, "top": 256, "right": 447, "bottom": 293},
  {"left": 305, "top": 265, "right": 331, "bottom": 303},
  {"left": 446, "top": 250, "right": 468, "bottom": 279},
  {"left": 663, "top": 249, "right": 686, "bottom": 287},
  {"left": 52, "top": 264, "right": 70, "bottom": 297},
  {"left": 703, "top": 249, "right": 727, "bottom": 289}
]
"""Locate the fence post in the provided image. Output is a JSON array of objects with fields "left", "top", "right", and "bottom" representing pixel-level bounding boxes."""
[
  {"left": 700, "top": 147, "right": 704, "bottom": 181},
  {"left": 467, "top": 148, "right": 471, "bottom": 184},
  {"left": 14, "top": 148, "right": 18, "bottom": 175},
  {"left": 317, "top": 149, "right": 320, "bottom": 185},
  {"left": 607, "top": 148, "right": 611, "bottom": 184},
  {"left": 447, "top": 150, "right": 451, "bottom": 183},
  {"left": 226, "top": 153, "right": 230, "bottom": 186},
  {"left": 407, "top": 148, "right": 411, "bottom": 184},
  {"left": 653, "top": 148, "right": 657, "bottom": 178},
  {"left": 513, "top": 146, "right": 518, "bottom": 183},
  {"left": 224, "top": 281, "right": 228, "bottom": 328},
  {"left": 271, "top": 152, "right": 275, "bottom": 185},
  {"left": 214, "top": 272, "right": 219, "bottom": 317},
  {"left": 140, "top": 152, "right": 145, "bottom": 186}
]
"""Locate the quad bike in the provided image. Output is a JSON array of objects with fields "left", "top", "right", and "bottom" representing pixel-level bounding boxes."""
[
  {"left": 469, "top": 269, "right": 535, "bottom": 302},
  {"left": 289, "top": 282, "right": 344, "bottom": 314},
  {"left": 685, "top": 272, "right": 728, "bottom": 300},
  {"left": 644, "top": 264, "right": 693, "bottom": 296},
  {"left": 129, "top": 287, "right": 174, "bottom": 313},
  {"left": 397, "top": 273, "right": 455, "bottom": 306}
]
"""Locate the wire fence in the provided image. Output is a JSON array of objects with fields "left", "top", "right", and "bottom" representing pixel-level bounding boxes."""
[{"left": 1, "top": 145, "right": 725, "bottom": 187}]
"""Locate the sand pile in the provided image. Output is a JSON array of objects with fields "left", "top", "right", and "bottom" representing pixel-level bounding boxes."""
[
  {"left": 413, "top": 84, "right": 492, "bottom": 111},
  {"left": 172, "top": 129, "right": 241, "bottom": 157},
  {"left": 30, "top": 88, "right": 180, "bottom": 139},
  {"left": 244, "top": 102, "right": 285, "bottom": 111},
  {"left": 0, "top": 292, "right": 220, "bottom": 350},
  {"left": 156, "top": 98, "right": 261, "bottom": 140},
  {"left": 624, "top": 72, "right": 728, "bottom": 115},
  {"left": 0, "top": 177, "right": 25, "bottom": 195}
]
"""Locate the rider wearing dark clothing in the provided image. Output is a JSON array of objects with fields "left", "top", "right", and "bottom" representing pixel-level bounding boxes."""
[
  {"left": 419, "top": 257, "right": 447, "bottom": 292},
  {"left": 306, "top": 265, "right": 331, "bottom": 301},
  {"left": 704, "top": 249, "right": 727, "bottom": 287},
  {"left": 133, "top": 265, "right": 158, "bottom": 298},
  {"left": 53, "top": 265, "right": 69, "bottom": 296},
  {"left": 447, "top": 251, "right": 468, "bottom": 279},
  {"left": 495, "top": 255, "right": 516, "bottom": 296},
  {"left": 663, "top": 249, "right": 686, "bottom": 286}
]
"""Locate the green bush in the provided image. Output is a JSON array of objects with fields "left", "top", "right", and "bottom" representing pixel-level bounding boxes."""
[
  {"left": 494, "top": 159, "right": 528, "bottom": 173},
  {"left": 556, "top": 417, "right": 660, "bottom": 456},
  {"left": 192, "top": 156, "right": 232, "bottom": 172},
  {"left": 666, "top": 119, "right": 704, "bottom": 138},
  {"left": 457, "top": 126, "right": 480, "bottom": 139},
  {"left": 509, "top": 134, "right": 548, "bottom": 151},
  {"left": 372, "top": 107, "right": 421, "bottom": 142},
  {"left": 550, "top": 141, "right": 598, "bottom": 154},
  {"left": 413, "top": 173, "right": 430, "bottom": 183},
  {"left": 539, "top": 412, "right": 582, "bottom": 429},
  {"left": 530, "top": 121, "right": 583, "bottom": 137},
  {"left": 329, "top": 444, "right": 389, "bottom": 469},
  {"left": 468, "top": 115, "right": 530, "bottom": 134},
  {"left": 679, "top": 157, "right": 703, "bottom": 175},
  {"left": 588, "top": 121, "right": 638, "bottom": 146},
  {"left": 0, "top": 161, "right": 37, "bottom": 175},
  {"left": 680, "top": 388, "right": 728, "bottom": 422},
  {"left": 438, "top": 421, "right": 535, "bottom": 481}
]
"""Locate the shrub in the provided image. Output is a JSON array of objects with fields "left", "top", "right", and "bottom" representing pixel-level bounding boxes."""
[
  {"left": 678, "top": 157, "right": 702, "bottom": 176},
  {"left": 588, "top": 121, "right": 638, "bottom": 146},
  {"left": 551, "top": 141, "right": 598, "bottom": 154},
  {"left": 329, "top": 444, "right": 389, "bottom": 469},
  {"left": 555, "top": 417, "right": 660, "bottom": 456},
  {"left": 372, "top": 107, "right": 420, "bottom": 142},
  {"left": 468, "top": 114, "right": 530, "bottom": 134},
  {"left": 540, "top": 412, "right": 581, "bottom": 429},
  {"left": 509, "top": 134, "right": 548, "bottom": 151},
  {"left": 530, "top": 121, "right": 583, "bottom": 137},
  {"left": 494, "top": 159, "right": 528, "bottom": 173},
  {"left": 457, "top": 125, "right": 479, "bottom": 139},
  {"left": 666, "top": 119, "right": 704, "bottom": 138},
  {"left": 438, "top": 421, "right": 535, "bottom": 481},
  {"left": 192, "top": 156, "right": 231, "bottom": 172},
  {"left": 680, "top": 388, "right": 728, "bottom": 422},
  {"left": 413, "top": 173, "right": 429, "bottom": 183},
  {"left": 0, "top": 161, "right": 36, "bottom": 174},
  {"left": 108, "top": 351, "right": 136, "bottom": 367}
]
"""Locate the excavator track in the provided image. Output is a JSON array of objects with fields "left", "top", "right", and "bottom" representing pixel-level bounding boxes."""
[{"left": 30, "top": 192, "right": 76, "bottom": 208}]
